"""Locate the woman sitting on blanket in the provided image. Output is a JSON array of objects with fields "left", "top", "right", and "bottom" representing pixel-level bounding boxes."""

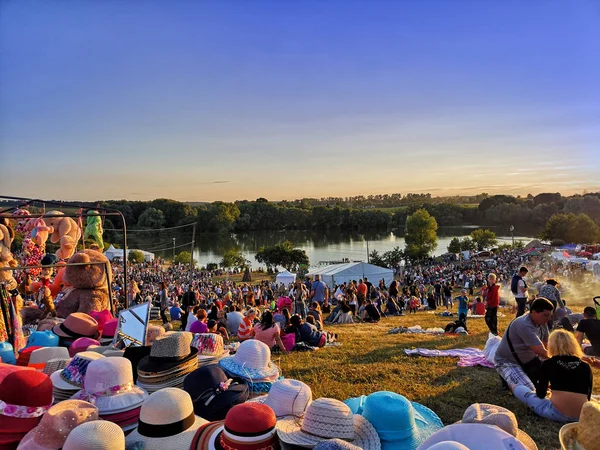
[
  {"left": 332, "top": 300, "right": 354, "bottom": 324},
  {"left": 513, "top": 329, "right": 593, "bottom": 422},
  {"left": 289, "top": 315, "right": 335, "bottom": 347}
]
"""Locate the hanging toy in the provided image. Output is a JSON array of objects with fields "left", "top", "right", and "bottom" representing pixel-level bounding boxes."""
[
  {"left": 45, "top": 211, "right": 82, "bottom": 260},
  {"left": 0, "top": 219, "right": 18, "bottom": 291},
  {"left": 84, "top": 210, "right": 104, "bottom": 251}
]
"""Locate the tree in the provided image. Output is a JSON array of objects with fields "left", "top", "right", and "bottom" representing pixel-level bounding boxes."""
[
  {"left": 220, "top": 249, "right": 249, "bottom": 270},
  {"left": 404, "top": 209, "right": 438, "bottom": 260},
  {"left": 470, "top": 229, "right": 498, "bottom": 251},
  {"left": 368, "top": 250, "right": 385, "bottom": 267},
  {"left": 543, "top": 213, "right": 600, "bottom": 243},
  {"left": 382, "top": 246, "right": 404, "bottom": 268},
  {"left": 447, "top": 237, "right": 461, "bottom": 254},
  {"left": 459, "top": 237, "right": 475, "bottom": 251},
  {"left": 137, "top": 207, "right": 165, "bottom": 229},
  {"left": 255, "top": 241, "right": 310, "bottom": 271},
  {"left": 128, "top": 250, "right": 145, "bottom": 264},
  {"left": 174, "top": 251, "right": 197, "bottom": 267}
]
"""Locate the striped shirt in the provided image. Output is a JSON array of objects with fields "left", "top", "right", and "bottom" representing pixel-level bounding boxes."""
[{"left": 238, "top": 317, "right": 254, "bottom": 341}]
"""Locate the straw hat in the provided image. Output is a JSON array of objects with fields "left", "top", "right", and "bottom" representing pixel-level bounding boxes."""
[
  {"left": 0, "top": 370, "right": 53, "bottom": 447},
  {"left": 418, "top": 423, "right": 528, "bottom": 450},
  {"left": 69, "top": 337, "right": 101, "bottom": 357},
  {"left": 42, "top": 358, "right": 71, "bottom": 376},
  {"left": 50, "top": 351, "right": 105, "bottom": 391},
  {"left": 52, "top": 312, "right": 100, "bottom": 340},
  {"left": 126, "top": 388, "right": 208, "bottom": 449},
  {"left": 559, "top": 401, "right": 600, "bottom": 450},
  {"left": 63, "top": 420, "right": 125, "bottom": 450},
  {"left": 137, "top": 332, "right": 198, "bottom": 374},
  {"left": 277, "top": 398, "right": 381, "bottom": 449},
  {"left": 183, "top": 365, "right": 249, "bottom": 421},
  {"left": 71, "top": 357, "right": 148, "bottom": 415},
  {"left": 458, "top": 403, "right": 537, "bottom": 450},
  {"left": 218, "top": 340, "right": 279, "bottom": 381},
  {"left": 345, "top": 391, "right": 443, "bottom": 450},
  {"left": 28, "top": 347, "right": 70, "bottom": 371},
  {"left": 17, "top": 400, "right": 99, "bottom": 450},
  {"left": 190, "top": 403, "right": 280, "bottom": 450},
  {"left": 192, "top": 333, "right": 226, "bottom": 359},
  {"left": 249, "top": 379, "right": 312, "bottom": 418}
]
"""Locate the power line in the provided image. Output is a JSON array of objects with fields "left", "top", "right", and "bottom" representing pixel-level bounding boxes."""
[
  {"left": 143, "top": 241, "right": 195, "bottom": 252},
  {"left": 104, "top": 223, "right": 195, "bottom": 232}
]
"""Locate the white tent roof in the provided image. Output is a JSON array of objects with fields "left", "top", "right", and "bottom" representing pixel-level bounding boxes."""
[
  {"left": 307, "top": 262, "right": 394, "bottom": 288},
  {"left": 275, "top": 270, "right": 296, "bottom": 285}
]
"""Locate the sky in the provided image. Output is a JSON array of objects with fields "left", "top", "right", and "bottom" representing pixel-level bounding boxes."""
[{"left": 1, "top": 0, "right": 599, "bottom": 202}]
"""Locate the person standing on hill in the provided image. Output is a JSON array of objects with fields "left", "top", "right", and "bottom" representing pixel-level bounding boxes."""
[
  {"left": 512, "top": 267, "right": 529, "bottom": 318},
  {"left": 310, "top": 274, "right": 328, "bottom": 306},
  {"left": 485, "top": 273, "right": 500, "bottom": 335}
]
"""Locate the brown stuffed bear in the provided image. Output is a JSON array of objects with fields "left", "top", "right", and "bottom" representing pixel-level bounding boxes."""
[{"left": 55, "top": 249, "right": 112, "bottom": 318}]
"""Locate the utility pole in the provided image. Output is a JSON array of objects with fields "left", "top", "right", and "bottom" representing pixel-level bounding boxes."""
[
  {"left": 510, "top": 225, "right": 515, "bottom": 247},
  {"left": 366, "top": 240, "right": 369, "bottom": 263},
  {"left": 172, "top": 238, "right": 176, "bottom": 260},
  {"left": 190, "top": 223, "right": 196, "bottom": 276}
]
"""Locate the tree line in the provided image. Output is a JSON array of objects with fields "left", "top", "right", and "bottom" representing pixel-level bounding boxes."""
[{"left": 84, "top": 191, "right": 600, "bottom": 234}]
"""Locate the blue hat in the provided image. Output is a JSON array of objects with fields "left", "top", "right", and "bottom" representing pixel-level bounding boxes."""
[
  {"left": 0, "top": 342, "right": 16, "bottom": 364},
  {"left": 345, "top": 391, "right": 443, "bottom": 450},
  {"left": 26, "top": 330, "right": 59, "bottom": 348}
]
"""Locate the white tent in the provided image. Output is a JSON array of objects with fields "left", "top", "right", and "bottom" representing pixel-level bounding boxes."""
[
  {"left": 275, "top": 270, "right": 296, "bottom": 287},
  {"left": 103, "top": 245, "right": 155, "bottom": 262},
  {"left": 307, "top": 262, "right": 394, "bottom": 288}
]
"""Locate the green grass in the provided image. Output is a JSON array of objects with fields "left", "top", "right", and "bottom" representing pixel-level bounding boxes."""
[{"left": 275, "top": 312, "right": 600, "bottom": 450}]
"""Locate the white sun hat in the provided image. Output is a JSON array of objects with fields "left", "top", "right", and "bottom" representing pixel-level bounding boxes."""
[
  {"left": 218, "top": 339, "right": 279, "bottom": 381},
  {"left": 125, "top": 388, "right": 208, "bottom": 450},
  {"left": 249, "top": 379, "right": 312, "bottom": 418},
  {"left": 50, "top": 351, "right": 105, "bottom": 391},
  {"left": 62, "top": 420, "right": 125, "bottom": 450},
  {"left": 71, "top": 357, "right": 148, "bottom": 415},
  {"left": 277, "top": 398, "right": 381, "bottom": 449}
]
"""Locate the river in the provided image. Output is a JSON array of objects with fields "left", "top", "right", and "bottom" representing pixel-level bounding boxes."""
[{"left": 174, "top": 227, "right": 538, "bottom": 269}]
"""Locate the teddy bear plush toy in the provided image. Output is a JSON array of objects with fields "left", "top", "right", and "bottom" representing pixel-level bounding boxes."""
[
  {"left": 0, "top": 218, "right": 18, "bottom": 291},
  {"left": 55, "top": 249, "right": 112, "bottom": 318},
  {"left": 45, "top": 211, "right": 81, "bottom": 260}
]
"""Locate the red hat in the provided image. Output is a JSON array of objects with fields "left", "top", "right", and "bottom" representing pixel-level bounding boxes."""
[
  {"left": 0, "top": 370, "right": 53, "bottom": 446},
  {"left": 0, "top": 363, "right": 34, "bottom": 383},
  {"left": 191, "top": 403, "right": 279, "bottom": 450},
  {"left": 17, "top": 346, "right": 43, "bottom": 367}
]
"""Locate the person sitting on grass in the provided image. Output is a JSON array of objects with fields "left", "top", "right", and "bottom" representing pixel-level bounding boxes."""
[
  {"left": 361, "top": 299, "right": 381, "bottom": 323},
  {"left": 576, "top": 306, "right": 600, "bottom": 357},
  {"left": 513, "top": 329, "right": 593, "bottom": 422},
  {"left": 332, "top": 300, "right": 354, "bottom": 324},
  {"left": 307, "top": 301, "right": 324, "bottom": 330},
  {"left": 408, "top": 296, "right": 420, "bottom": 314},
  {"left": 189, "top": 308, "right": 209, "bottom": 333},
  {"left": 253, "top": 310, "right": 289, "bottom": 355},
  {"left": 472, "top": 296, "right": 486, "bottom": 315},
  {"left": 238, "top": 308, "right": 257, "bottom": 341},
  {"left": 289, "top": 315, "right": 335, "bottom": 348},
  {"left": 426, "top": 293, "right": 436, "bottom": 311},
  {"left": 386, "top": 296, "right": 401, "bottom": 316}
]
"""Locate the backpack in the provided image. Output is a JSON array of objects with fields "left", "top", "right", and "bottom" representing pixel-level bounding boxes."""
[{"left": 511, "top": 275, "right": 521, "bottom": 295}]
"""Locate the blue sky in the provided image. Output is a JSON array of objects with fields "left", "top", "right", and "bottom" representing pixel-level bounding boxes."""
[{"left": 1, "top": 0, "right": 599, "bottom": 202}]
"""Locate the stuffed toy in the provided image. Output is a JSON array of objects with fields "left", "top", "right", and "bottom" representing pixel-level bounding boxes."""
[
  {"left": 30, "top": 218, "right": 53, "bottom": 247},
  {"left": 13, "top": 209, "right": 45, "bottom": 276},
  {"left": 45, "top": 211, "right": 82, "bottom": 260},
  {"left": 84, "top": 210, "right": 104, "bottom": 251},
  {"left": 0, "top": 219, "right": 18, "bottom": 291},
  {"left": 55, "top": 249, "right": 112, "bottom": 318}
]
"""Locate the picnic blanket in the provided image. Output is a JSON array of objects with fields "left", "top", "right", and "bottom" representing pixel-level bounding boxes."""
[
  {"left": 404, "top": 347, "right": 495, "bottom": 368},
  {"left": 388, "top": 326, "right": 446, "bottom": 335}
]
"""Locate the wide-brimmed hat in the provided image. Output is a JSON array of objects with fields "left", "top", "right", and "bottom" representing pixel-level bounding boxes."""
[
  {"left": 69, "top": 337, "right": 101, "bottom": 357},
  {"left": 190, "top": 403, "right": 279, "bottom": 450},
  {"left": 25, "top": 330, "right": 59, "bottom": 348},
  {"left": 314, "top": 439, "right": 363, "bottom": 450},
  {"left": 218, "top": 340, "right": 279, "bottom": 381},
  {"left": 62, "top": 420, "right": 125, "bottom": 450},
  {"left": 277, "top": 398, "right": 381, "bottom": 449},
  {"left": 0, "top": 370, "right": 53, "bottom": 444},
  {"left": 17, "top": 400, "right": 99, "bottom": 450},
  {"left": 183, "top": 365, "right": 249, "bottom": 421},
  {"left": 458, "top": 403, "right": 537, "bottom": 450},
  {"left": 42, "top": 358, "right": 71, "bottom": 376},
  {"left": 126, "top": 388, "right": 208, "bottom": 449},
  {"left": 559, "top": 401, "right": 600, "bottom": 450},
  {"left": 90, "top": 309, "right": 113, "bottom": 335},
  {"left": 418, "top": 424, "right": 528, "bottom": 450},
  {"left": 50, "top": 351, "right": 105, "bottom": 391},
  {"left": 87, "top": 345, "right": 124, "bottom": 357},
  {"left": 137, "top": 332, "right": 198, "bottom": 374},
  {"left": 52, "top": 313, "right": 100, "bottom": 340},
  {"left": 28, "top": 347, "right": 70, "bottom": 371},
  {"left": 71, "top": 357, "right": 148, "bottom": 415},
  {"left": 345, "top": 391, "right": 442, "bottom": 450},
  {"left": 249, "top": 379, "right": 312, "bottom": 418}
]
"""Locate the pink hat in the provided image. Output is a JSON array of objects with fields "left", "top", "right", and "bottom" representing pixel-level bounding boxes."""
[
  {"left": 90, "top": 310, "right": 114, "bottom": 335},
  {"left": 99, "top": 319, "right": 118, "bottom": 344},
  {"left": 69, "top": 338, "right": 101, "bottom": 357}
]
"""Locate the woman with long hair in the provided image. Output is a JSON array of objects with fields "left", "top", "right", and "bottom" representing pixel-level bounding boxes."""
[
  {"left": 514, "top": 329, "right": 593, "bottom": 422},
  {"left": 253, "top": 310, "right": 289, "bottom": 354},
  {"left": 158, "top": 281, "right": 169, "bottom": 324}
]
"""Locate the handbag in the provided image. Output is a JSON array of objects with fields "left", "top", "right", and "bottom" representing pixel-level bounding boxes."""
[{"left": 505, "top": 321, "right": 542, "bottom": 386}]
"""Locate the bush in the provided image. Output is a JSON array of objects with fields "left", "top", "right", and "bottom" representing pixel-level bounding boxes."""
[
  {"left": 129, "top": 250, "right": 145, "bottom": 264},
  {"left": 174, "top": 251, "right": 197, "bottom": 266}
]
